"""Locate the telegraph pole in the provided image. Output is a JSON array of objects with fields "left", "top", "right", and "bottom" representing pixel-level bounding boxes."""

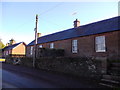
[{"left": 33, "top": 14, "right": 38, "bottom": 68}]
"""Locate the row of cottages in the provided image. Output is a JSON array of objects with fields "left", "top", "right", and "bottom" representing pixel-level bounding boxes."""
[
  {"left": 26, "top": 16, "right": 120, "bottom": 60},
  {"left": 2, "top": 39, "right": 26, "bottom": 58}
]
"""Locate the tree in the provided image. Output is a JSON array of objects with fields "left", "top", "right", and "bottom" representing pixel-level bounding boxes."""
[{"left": 0, "top": 39, "right": 5, "bottom": 49}]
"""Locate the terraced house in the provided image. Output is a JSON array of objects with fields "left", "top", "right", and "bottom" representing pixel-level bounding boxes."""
[
  {"left": 2, "top": 39, "right": 26, "bottom": 58},
  {"left": 26, "top": 16, "right": 120, "bottom": 60}
]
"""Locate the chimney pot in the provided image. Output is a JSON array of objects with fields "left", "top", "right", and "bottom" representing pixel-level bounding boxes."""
[
  {"left": 73, "top": 19, "right": 80, "bottom": 28},
  {"left": 37, "top": 33, "right": 41, "bottom": 38}
]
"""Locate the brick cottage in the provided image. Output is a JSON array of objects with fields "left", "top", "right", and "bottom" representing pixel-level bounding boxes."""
[
  {"left": 26, "top": 16, "right": 120, "bottom": 60},
  {"left": 2, "top": 39, "right": 26, "bottom": 58}
]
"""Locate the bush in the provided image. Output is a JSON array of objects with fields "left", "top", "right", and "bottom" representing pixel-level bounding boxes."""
[
  {"left": 20, "top": 57, "right": 33, "bottom": 68},
  {"left": 37, "top": 48, "right": 64, "bottom": 58}
]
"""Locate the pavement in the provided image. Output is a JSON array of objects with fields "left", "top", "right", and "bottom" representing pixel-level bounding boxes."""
[{"left": 1, "top": 63, "right": 103, "bottom": 88}]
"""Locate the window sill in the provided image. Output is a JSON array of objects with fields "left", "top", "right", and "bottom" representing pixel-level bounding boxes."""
[
  {"left": 96, "top": 50, "right": 106, "bottom": 53},
  {"left": 72, "top": 52, "right": 78, "bottom": 54}
]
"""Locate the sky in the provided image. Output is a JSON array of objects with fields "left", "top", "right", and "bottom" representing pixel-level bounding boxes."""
[{"left": 0, "top": 0, "right": 119, "bottom": 45}]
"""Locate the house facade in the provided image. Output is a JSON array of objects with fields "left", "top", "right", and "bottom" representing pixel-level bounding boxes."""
[
  {"left": 2, "top": 42, "right": 26, "bottom": 58},
  {"left": 26, "top": 16, "right": 120, "bottom": 60}
]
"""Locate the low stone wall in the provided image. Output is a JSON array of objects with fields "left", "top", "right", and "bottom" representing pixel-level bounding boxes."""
[
  {"left": 5, "top": 56, "right": 103, "bottom": 80},
  {"left": 19, "top": 57, "right": 102, "bottom": 80}
]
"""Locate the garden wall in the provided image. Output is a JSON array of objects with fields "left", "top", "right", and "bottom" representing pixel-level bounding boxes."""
[{"left": 19, "top": 57, "right": 102, "bottom": 80}]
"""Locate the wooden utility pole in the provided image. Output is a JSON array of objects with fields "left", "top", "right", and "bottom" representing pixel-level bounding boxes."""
[{"left": 33, "top": 14, "right": 38, "bottom": 68}]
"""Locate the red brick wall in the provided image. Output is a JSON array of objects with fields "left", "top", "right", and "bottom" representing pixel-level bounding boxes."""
[
  {"left": 12, "top": 43, "right": 26, "bottom": 55},
  {"left": 118, "top": 30, "right": 120, "bottom": 59},
  {"left": 26, "top": 31, "right": 120, "bottom": 59},
  {"left": 3, "top": 43, "right": 26, "bottom": 57}
]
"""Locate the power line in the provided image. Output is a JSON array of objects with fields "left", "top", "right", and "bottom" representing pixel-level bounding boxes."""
[
  {"left": 40, "top": 17, "right": 66, "bottom": 30},
  {"left": 12, "top": 2, "right": 64, "bottom": 32},
  {"left": 39, "top": 2, "right": 64, "bottom": 16}
]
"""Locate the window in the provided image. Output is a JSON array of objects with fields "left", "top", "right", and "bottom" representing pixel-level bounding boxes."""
[
  {"left": 95, "top": 36, "right": 106, "bottom": 52},
  {"left": 30, "top": 46, "right": 33, "bottom": 55},
  {"left": 6, "top": 51, "right": 8, "bottom": 55},
  {"left": 9, "top": 50, "right": 11, "bottom": 54},
  {"left": 39, "top": 45, "right": 43, "bottom": 48},
  {"left": 72, "top": 40, "right": 78, "bottom": 53},
  {"left": 50, "top": 43, "right": 54, "bottom": 49}
]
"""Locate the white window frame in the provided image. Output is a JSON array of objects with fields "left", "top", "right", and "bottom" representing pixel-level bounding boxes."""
[
  {"left": 6, "top": 51, "right": 8, "bottom": 55},
  {"left": 39, "top": 45, "right": 43, "bottom": 48},
  {"left": 30, "top": 46, "right": 33, "bottom": 55},
  {"left": 50, "top": 43, "right": 54, "bottom": 49},
  {"left": 95, "top": 36, "right": 106, "bottom": 52},
  {"left": 72, "top": 40, "right": 78, "bottom": 53}
]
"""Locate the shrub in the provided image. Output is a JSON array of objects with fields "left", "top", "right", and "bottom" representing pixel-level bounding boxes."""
[
  {"left": 20, "top": 57, "right": 33, "bottom": 67},
  {"left": 37, "top": 48, "right": 64, "bottom": 58}
]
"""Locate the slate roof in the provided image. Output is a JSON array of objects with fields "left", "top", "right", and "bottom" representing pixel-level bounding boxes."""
[
  {"left": 28, "top": 16, "right": 120, "bottom": 46},
  {"left": 3, "top": 42, "right": 24, "bottom": 51}
]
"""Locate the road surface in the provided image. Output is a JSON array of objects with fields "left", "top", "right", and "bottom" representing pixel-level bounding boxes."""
[{"left": 1, "top": 63, "right": 101, "bottom": 88}]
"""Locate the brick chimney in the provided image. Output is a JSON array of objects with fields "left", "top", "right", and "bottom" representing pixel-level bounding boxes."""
[
  {"left": 6, "top": 43, "right": 9, "bottom": 46},
  {"left": 73, "top": 19, "right": 80, "bottom": 28},
  {"left": 37, "top": 33, "right": 41, "bottom": 38}
]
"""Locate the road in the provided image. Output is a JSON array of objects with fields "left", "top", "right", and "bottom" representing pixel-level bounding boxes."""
[{"left": 1, "top": 63, "right": 101, "bottom": 88}]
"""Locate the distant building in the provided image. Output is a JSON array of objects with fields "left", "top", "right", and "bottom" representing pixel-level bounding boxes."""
[
  {"left": 2, "top": 42, "right": 26, "bottom": 58},
  {"left": 26, "top": 16, "right": 120, "bottom": 60}
]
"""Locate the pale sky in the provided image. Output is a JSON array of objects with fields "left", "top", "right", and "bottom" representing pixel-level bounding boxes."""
[{"left": 0, "top": 1, "right": 119, "bottom": 45}]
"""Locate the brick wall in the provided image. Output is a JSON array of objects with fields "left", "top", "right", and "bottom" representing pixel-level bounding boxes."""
[
  {"left": 12, "top": 43, "right": 26, "bottom": 55},
  {"left": 26, "top": 31, "right": 120, "bottom": 59},
  {"left": 118, "top": 31, "right": 120, "bottom": 59}
]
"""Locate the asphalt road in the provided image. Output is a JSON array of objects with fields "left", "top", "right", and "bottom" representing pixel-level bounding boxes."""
[{"left": 1, "top": 63, "right": 101, "bottom": 88}]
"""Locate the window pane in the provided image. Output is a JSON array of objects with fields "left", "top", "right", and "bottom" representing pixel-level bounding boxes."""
[
  {"left": 31, "top": 47, "right": 33, "bottom": 55},
  {"left": 101, "top": 44, "right": 105, "bottom": 50},
  {"left": 72, "top": 40, "right": 78, "bottom": 53},
  {"left": 95, "top": 36, "right": 106, "bottom": 52},
  {"left": 50, "top": 43, "right": 54, "bottom": 49},
  {"left": 39, "top": 45, "right": 43, "bottom": 48},
  {"left": 96, "top": 36, "right": 105, "bottom": 44}
]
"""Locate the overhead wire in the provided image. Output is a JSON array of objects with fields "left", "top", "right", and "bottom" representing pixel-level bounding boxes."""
[
  {"left": 39, "top": 2, "right": 64, "bottom": 16},
  {"left": 13, "top": 2, "right": 64, "bottom": 31},
  {"left": 40, "top": 17, "right": 66, "bottom": 30}
]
